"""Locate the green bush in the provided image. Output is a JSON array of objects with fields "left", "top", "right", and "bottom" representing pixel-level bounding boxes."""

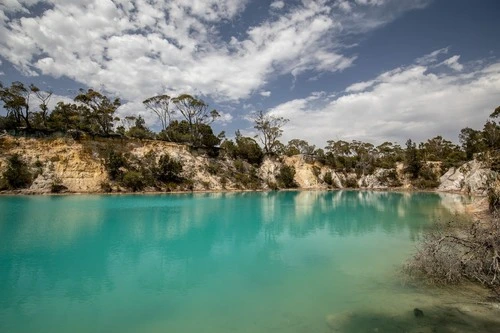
[
  {"left": 121, "top": 171, "right": 145, "bottom": 192},
  {"left": 323, "top": 171, "right": 333, "bottom": 186},
  {"left": 376, "top": 169, "right": 402, "bottom": 187},
  {"left": 413, "top": 165, "right": 439, "bottom": 189},
  {"left": 206, "top": 161, "right": 220, "bottom": 175},
  {"left": 2, "top": 154, "right": 32, "bottom": 189},
  {"left": 104, "top": 149, "right": 126, "bottom": 180},
  {"left": 154, "top": 154, "right": 183, "bottom": 184},
  {"left": 276, "top": 165, "right": 297, "bottom": 188},
  {"left": 344, "top": 177, "right": 358, "bottom": 188}
]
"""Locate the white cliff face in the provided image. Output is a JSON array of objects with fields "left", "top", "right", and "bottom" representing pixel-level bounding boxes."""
[
  {"left": 258, "top": 157, "right": 281, "bottom": 188},
  {"left": 0, "top": 135, "right": 495, "bottom": 195},
  {"left": 438, "top": 160, "right": 493, "bottom": 195},
  {"left": 358, "top": 169, "right": 389, "bottom": 189}
]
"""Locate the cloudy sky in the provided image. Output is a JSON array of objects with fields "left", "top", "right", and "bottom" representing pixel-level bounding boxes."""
[{"left": 1, "top": 0, "right": 499, "bottom": 146}]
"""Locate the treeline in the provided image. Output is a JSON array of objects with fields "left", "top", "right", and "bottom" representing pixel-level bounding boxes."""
[
  {"left": 0, "top": 82, "right": 222, "bottom": 150},
  {"left": 1, "top": 81, "right": 500, "bottom": 191}
]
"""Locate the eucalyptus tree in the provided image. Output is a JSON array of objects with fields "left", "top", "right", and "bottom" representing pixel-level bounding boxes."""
[
  {"left": 30, "top": 84, "right": 52, "bottom": 127},
  {"left": 74, "top": 89, "right": 121, "bottom": 135},
  {"left": 143, "top": 94, "right": 174, "bottom": 138},
  {"left": 253, "top": 110, "right": 288, "bottom": 155},
  {"left": 459, "top": 127, "right": 485, "bottom": 160},
  {"left": 171, "top": 94, "right": 219, "bottom": 146},
  {"left": 285, "top": 139, "right": 315, "bottom": 156},
  {"left": 0, "top": 81, "right": 32, "bottom": 129}
]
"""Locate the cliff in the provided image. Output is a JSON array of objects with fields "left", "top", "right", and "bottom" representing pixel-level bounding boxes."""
[{"left": 0, "top": 136, "right": 494, "bottom": 195}]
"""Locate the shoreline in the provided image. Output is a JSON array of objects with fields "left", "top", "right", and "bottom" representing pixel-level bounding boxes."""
[{"left": 0, "top": 186, "right": 482, "bottom": 197}]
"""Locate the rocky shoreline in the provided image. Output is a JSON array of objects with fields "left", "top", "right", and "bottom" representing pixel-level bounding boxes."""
[{"left": 0, "top": 136, "right": 494, "bottom": 196}]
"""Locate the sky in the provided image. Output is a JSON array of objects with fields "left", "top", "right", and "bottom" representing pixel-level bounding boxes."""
[{"left": 1, "top": 0, "right": 499, "bottom": 147}]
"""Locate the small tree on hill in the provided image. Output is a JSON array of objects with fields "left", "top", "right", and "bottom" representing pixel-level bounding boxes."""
[{"left": 253, "top": 110, "right": 288, "bottom": 155}]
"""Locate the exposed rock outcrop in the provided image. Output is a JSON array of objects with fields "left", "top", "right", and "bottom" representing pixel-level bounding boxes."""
[
  {"left": 0, "top": 135, "right": 495, "bottom": 195},
  {"left": 438, "top": 160, "right": 493, "bottom": 195}
]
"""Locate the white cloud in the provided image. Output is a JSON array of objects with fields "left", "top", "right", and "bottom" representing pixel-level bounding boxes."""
[
  {"left": 440, "top": 55, "right": 464, "bottom": 71},
  {"left": 267, "top": 57, "right": 500, "bottom": 146},
  {"left": 0, "top": 0, "right": 429, "bottom": 101},
  {"left": 0, "top": 0, "right": 433, "bottom": 128},
  {"left": 270, "top": 1, "right": 285, "bottom": 10},
  {"left": 260, "top": 91, "right": 271, "bottom": 97},
  {"left": 416, "top": 47, "right": 449, "bottom": 65},
  {"left": 216, "top": 111, "right": 234, "bottom": 126}
]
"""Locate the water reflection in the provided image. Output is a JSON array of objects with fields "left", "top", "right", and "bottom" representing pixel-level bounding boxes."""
[{"left": 0, "top": 191, "right": 471, "bottom": 333}]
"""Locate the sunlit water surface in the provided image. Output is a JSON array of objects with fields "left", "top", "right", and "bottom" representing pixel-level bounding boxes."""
[{"left": 0, "top": 191, "right": 485, "bottom": 332}]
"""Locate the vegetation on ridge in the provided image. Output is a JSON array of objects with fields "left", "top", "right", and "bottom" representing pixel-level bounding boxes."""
[{"left": 1, "top": 80, "right": 500, "bottom": 193}]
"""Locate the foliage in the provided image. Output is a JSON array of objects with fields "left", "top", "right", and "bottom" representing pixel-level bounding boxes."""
[
  {"left": 0, "top": 82, "right": 52, "bottom": 130},
  {"left": 171, "top": 94, "right": 219, "bottom": 146},
  {"left": 221, "top": 131, "right": 264, "bottom": 165},
  {"left": 404, "top": 139, "right": 421, "bottom": 179},
  {"left": 1, "top": 154, "right": 32, "bottom": 189},
  {"left": 413, "top": 164, "right": 440, "bottom": 189},
  {"left": 143, "top": 94, "right": 174, "bottom": 133},
  {"left": 121, "top": 171, "right": 145, "bottom": 192},
  {"left": 253, "top": 110, "right": 288, "bottom": 155},
  {"left": 74, "top": 89, "right": 121, "bottom": 135},
  {"left": 376, "top": 169, "right": 402, "bottom": 187},
  {"left": 344, "top": 176, "right": 358, "bottom": 188},
  {"left": 323, "top": 171, "right": 334, "bottom": 186},
  {"left": 284, "top": 139, "right": 315, "bottom": 157},
  {"left": 276, "top": 165, "right": 297, "bottom": 188},
  {"left": 406, "top": 216, "right": 500, "bottom": 298},
  {"left": 154, "top": 154, "right": 183, "bottom": 184},
  {"left": 104, "top": 149, "right": 126, "bottom": 181},
  {"left": 126, "top": 116, "right": 154, "bottom": 139}
]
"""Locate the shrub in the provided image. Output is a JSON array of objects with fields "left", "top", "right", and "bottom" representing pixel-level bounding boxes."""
[
  {"left": 413, "top": 165, "right": 439, "bottom": 189},
  {"left": 2, "top": 154, "right": 32, "bottom": 189},
  {"left": 276, "top": 165, "right": 297, "bottom": 188},
  {"left": 267, "top": 181, "right": 279, "bottom": 191},
  {"left": 406, "top": 216, "right": 500, "bottom": 298},
  {"left": 206, "top": 161, "right": 219, "bottom": 175},
  {"left": 324, "top": 171, "right": 333, "bottom": 186},
  {"left": 121, "top": 171, "right": 145, "bottom": 192},
  {"left": 344, "top": 177, "right": 358, "bottom": 188},
  {"left": 376, "top": 169, "right": 402, "bottom": 187},
  {"left": 154, "top": 154, "right": 183, "bottom": 184},
  {"left": 105, "top": 149, "right": 126, "bottom": 181},
  {"left": 233, "top": 159, "right": 246, "bottom": 173},
  {"left": 100, "top": 182, "right": 113, "bottom": 193}
]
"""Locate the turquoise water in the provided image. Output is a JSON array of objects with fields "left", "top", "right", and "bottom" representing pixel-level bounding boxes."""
[{"left": 0, "top": 191, "right": 468, "bottom": 332}]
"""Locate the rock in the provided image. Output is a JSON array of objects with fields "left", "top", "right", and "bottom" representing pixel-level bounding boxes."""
[
  {"left": 438, "top": 160, "right": 492, "bottom": 195},
  {"left": 414, "top": 308, "right": 424, "bottom": 318}
]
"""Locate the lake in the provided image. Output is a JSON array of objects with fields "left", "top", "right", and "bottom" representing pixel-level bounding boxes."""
[{"left": 0, "top": 191, "right": 478, "bottom": 332}]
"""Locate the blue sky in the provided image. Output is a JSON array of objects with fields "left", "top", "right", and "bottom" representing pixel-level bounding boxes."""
[{"left": 1, "top": 0, "right": 499, "bottom": 146}]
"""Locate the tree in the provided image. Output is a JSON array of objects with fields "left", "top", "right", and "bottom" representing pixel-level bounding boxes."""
[
  {"left": 405, "top": 139, "right": 421, "bottom": 179},
  {"left": 459, "top": 127, "right": 484, "bottom": 160},
  {"left": 143, "top": 94, "right": 174, "bottom": 137},
  {"left": 29, "top": 84, "right": 52, "bottom": 128},
  {"left": 276, "top": 165, "right": 297, "bottom": 188},
  {"left": 74, "top": 89, "right": 121, "bottom": 135},
  {"left": 154, "top": 154, "right": 183, "bottom": 183},
  {"left": 0, "top": 81, "right": 32, "bottom": 129},
  {"left": 127, "top": 116, "right": 154, "bottom": 139},
  {"left": 48, "top": 102, "right": 84, "bottom": 132},
  {"left": 285, "top": 139, "right": 315, "bottom": 156},
  {"left": 172, "top": 94, "right": 219, "bottom": 146},
  {"left": 1, "top": 154, "right": 32, "bottom": 189},
  {"left": 253, "top": 110, "right": 288, "bottom": 155}
]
